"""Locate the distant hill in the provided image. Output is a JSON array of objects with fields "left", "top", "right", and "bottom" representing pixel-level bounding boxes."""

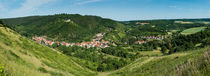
[
  {"left": 2, "top": 14, "right": 125, "bottom": 42},
  {"left": 122, "top": 18, "right": 210, "bottom": 30},
  {"left": 0, "top": 27, "right": 96, "bottom": 76}
]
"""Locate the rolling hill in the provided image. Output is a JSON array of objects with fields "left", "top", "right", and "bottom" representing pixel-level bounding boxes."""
[
  {"left": 1, "top": 14, "right": 126, "bottom": 42},
  {"left": 108, "top": 47, "right": 210, "bottom": 76},
  {"left": 122, "top": 19, "right": 209, "bottom": 31},
  {"left": 1, "top": 25, "right": 209, "bottom": 76},
  {"left": 1, "top": 16, "right": 210, "bottom": 76},
  {"left": 0, "top": 26, "right": 96, "bottom": 76}
]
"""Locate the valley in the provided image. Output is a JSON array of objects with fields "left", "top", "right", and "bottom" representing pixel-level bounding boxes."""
[
  {"left": 0, "top": 27, "right": 96, "bottom": 76},
  {"left": 0, "top": 15, "right": 210, "bottom": 76}
]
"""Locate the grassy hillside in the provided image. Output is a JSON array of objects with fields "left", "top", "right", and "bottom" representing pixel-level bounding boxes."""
[
  {"left": 0, "top": 27, "right": 96, "bottom": 76},
  {"left": 96, "top": 47, "right": 210, "bottom": 76},
  {"left": 1, "top": 26, "right": 209, "bottom": 76},
  {"left": 1, "top": 17, "right": 210, "bottom": 76},
  {"left": 181, "top": 27, "right": 207, "bottom": 35},
  {"left": 2, "top": 14, "right": 125, "bottom": 42}
]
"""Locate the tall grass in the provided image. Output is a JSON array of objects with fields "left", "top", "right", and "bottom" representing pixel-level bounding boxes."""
[
  {"left": 109, "top": 47, "right": 210, "bottom": 76},
  {"left": 0, "top": 27, "right": 96, "bottom": 76}
]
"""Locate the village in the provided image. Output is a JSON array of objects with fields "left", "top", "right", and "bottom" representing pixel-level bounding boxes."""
[
  {"left": 141, "top": 36, "right": 166, "bottom": 40},
  {"left": 135, "top": 40, "right": 146, "bottom": 44},
  {"left": 134, "top": 36, "right": 166, "bottom": 44},
  {"left": 32, "top": 32, "right": 166, "bottom": 48},
  {"left": 32, "top": 33, "right": 110, "bottom": 48}
]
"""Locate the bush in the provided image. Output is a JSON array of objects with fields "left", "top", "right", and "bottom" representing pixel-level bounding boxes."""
[
  {"left": 0, "top": 21, "right": 3, "bottom": 25},
  {"left": 161, "top": 46, "right": 168, "bottom": 55},
  {"left": 38, "top": 67, "right": 48, "bottom": 73}
]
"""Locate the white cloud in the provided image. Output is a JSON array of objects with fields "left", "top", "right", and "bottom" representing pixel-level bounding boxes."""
[
  {"left": 9, "top": 0, "right": 56, "bottom": 17},
  {"left": 77, "top": 0, "right": 103, "bottom": 5}
]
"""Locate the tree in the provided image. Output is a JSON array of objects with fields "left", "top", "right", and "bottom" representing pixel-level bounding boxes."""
[
  {"left": 164, "top": 39, "right": 172, "bottom": 50},
  {"left": 0, "top": 24, "right": 3, "bottom": 27},
  {"left": 201, "top": 38, "right": 210, "bottom": 47},
  {"left": 161, "top": 46, "right": 168, "bottom": 55},
  {"left": 0, "top": 21, "right": 4, "bottom": 27},
  {"left": 184, "top": 41, "right": 194, "bottom": 50},
  {"left": 58, "top": 46, "right": 72, "bottom": 55},
  {"left": 169, "top": 46, "right": 184, "bottom": 54},
  {"left": 150, "top": 40, "right": 159, "bottom": 50},
  {"left": 41, "top": 40, "right": 45, "bottom": 45},
  {"left": 97, "top": 63, "right": 108, "bottom": 71},
  {"left": 52, "top": 43, "right": 58, "bottom": 48},
  {"left": 0, "top": 21, "right": 3, "bottom": 24}
]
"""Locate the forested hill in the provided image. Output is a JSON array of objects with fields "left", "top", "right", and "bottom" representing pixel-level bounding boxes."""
[
  {"left": 122, "top": 19, "right": 210, "bottom": 30},
  {"left": 2, "top": 14, "right": 125, "bottom": 42}
]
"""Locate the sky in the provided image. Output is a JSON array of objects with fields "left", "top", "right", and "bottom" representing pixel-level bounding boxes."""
[{"left": 0, "top": 0, "right": 210, "bottom": 21}]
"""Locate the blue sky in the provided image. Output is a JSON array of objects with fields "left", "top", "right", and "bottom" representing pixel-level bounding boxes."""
[{"left": 0, "top": 0, "right": 210, "bottom": 21}]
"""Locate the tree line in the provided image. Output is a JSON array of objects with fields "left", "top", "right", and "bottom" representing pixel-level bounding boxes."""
[{"left": 161, "top": 27, "right": 210, "bottom": 54}]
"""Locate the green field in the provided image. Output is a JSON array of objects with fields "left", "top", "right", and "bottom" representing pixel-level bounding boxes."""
[
  {"left": 1, "top": 23, "right": 210, "bottom": 76},
  {"left": 106, "top": 47, "right": 210, "bottom": 76},
  {"left": 92, "top": 47, "right": 210, "bottom": 76},
  {"left": 0, "top": 27, "right": 96, "bottom": 76},
  {"left": 181, "top": 27, "right": 207, "bottom": 35}
]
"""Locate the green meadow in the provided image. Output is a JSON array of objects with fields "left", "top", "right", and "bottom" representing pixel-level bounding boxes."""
[
  {"left": 1, "top": 27, "right": 210, "bottom": 76},
  {"left": 0, "top": 27, "right": 96, "bottom": 76},
  {"left": 181, "top": 27, "right": 207, "bottom": 35},
  {"left": 107, "top": 47, "right": 210, "bottom": 76}
]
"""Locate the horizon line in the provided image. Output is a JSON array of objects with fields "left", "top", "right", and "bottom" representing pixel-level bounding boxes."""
[{"left": 1, "top": 13, "right": 210, "bottom": 21}]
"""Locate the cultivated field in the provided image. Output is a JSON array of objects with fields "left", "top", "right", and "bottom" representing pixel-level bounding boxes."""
[{"left": 181, "top": 27, "right": 206, "bottom": 35}]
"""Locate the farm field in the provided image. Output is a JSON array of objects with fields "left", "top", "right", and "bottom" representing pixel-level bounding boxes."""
[{"left": 181, "top": 27, "right": 207, "bottom": 35}]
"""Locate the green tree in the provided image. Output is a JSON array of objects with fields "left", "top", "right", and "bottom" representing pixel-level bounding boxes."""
[
  {"left": 164, "top": 39, "right": 172, "bottom": 50},
  {"left": 184, "top": 41, "right": 194, "bottom": 50},
  {"left": 52, "top": 43, "right": 58, "bottom": 48},
  {"left": 41, "top": 40, "right": 45, "bottom": 45},
  {"left": 161, "top": 46, "right": 168, "bottom": 55},
  {"left": 0, "top": 21, "right": 4, "bottom": 27},
  {"left": 97, "top": 64, "right": 107, "bottom": 71},
  {"left": 201, "top": 38, "right": 210, "bottom": 47},
  {"left": 58, "top": 46, "right": 72, "bottom": 55},
  {"left": 0, "top": 21, "right": 3, "bottom": 24}
]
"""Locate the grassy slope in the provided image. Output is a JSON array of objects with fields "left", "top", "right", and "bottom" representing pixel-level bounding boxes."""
[
  {"left": 0, "top": 27, "right": 96, "bottom": 76},
  {"left": 107, "top": 47, "right": 210, "bottom": 76},
  {"left": 181, "top": 27, "right": 207, "bottom": 35}
]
